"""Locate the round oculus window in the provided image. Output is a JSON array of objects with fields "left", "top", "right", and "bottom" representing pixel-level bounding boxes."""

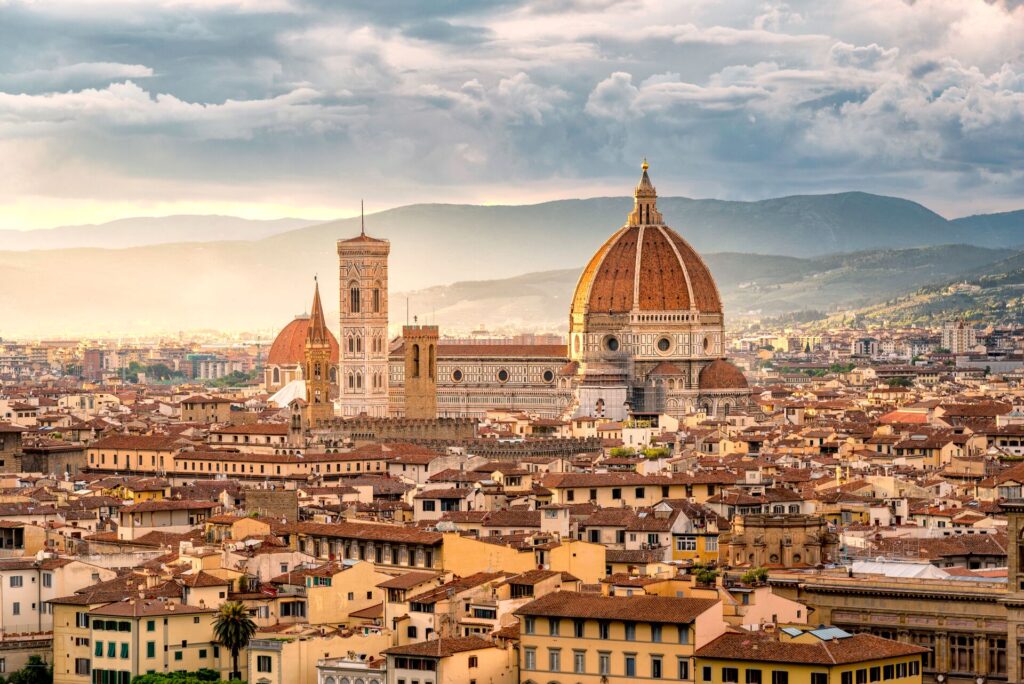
[
  {"left": 657, "top": 337, "right": 671, "bottom": 352},
  {"left": 542, "top": 370, "right": 554, "bottom": 383},
  {"left": 451, "top": 369, "right": 463, "bottom": 382},
  {"left": 497, "top": 369, "right": 510, "bottom": 383},
  {"left": 605, "top": 336, "right": 619, "bottom": 352}
]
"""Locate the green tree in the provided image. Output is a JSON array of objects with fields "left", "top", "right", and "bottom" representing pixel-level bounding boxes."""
[
  {"left": 213, "top": 602, "right": 257, "bottom": 680},
  {"left": 6, "top": 657, "right": 51, "bottom": 684},
  {"left": 132, "top": 671, "right": 223, "bottom": 684}
]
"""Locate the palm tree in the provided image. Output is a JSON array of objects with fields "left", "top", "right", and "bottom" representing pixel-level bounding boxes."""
[{"left": 213, "top": 601, "right": 257, "bottom": 680}]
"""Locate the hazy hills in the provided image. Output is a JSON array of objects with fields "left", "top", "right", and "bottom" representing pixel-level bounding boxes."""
[
  {"left": 396, "top": 245, "right": 1015, "bottom": 332},
  {"left": 824, "top": 250, "right": 1024, "bottom": 327},
  {"left": 0, "top": 216, "right": 316, "bottom": 250},
  {"left": 3, "top": 191, "right": 1024, "bottom": 337}
]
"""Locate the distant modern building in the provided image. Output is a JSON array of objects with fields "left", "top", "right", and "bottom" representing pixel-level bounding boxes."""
[
  {"left": 851, "top": 337, "right": 879, "bottom": 357},
  {"left": 942, "top": 320, "right": 978, "bottom": 354}
]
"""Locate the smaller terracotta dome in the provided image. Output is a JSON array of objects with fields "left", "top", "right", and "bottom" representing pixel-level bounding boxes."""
[
  {"left": 699, "top": 359, "right": 748, "bottom": 390},
  {"left": 267, "top": 315, "right": 339, "bottom": 366},
  {"left": 558, "top": 360, "right": 580, "bottom": 376},
  {"left": 648, "top": 361, "right": 685, "bottom": 377}
]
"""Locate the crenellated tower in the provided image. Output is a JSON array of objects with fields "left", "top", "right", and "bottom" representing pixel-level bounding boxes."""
[
  {"left": 337, "top": 204, "right": 390, "bottom": 418},
  {"left": 402, "top": 324, "right": 438, "bottom": 419}
]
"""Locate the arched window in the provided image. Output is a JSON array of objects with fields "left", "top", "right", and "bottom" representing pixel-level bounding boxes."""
[
  {"left": 314, "top": 362, "right": 322, "bottom": 380},
  {"left": 329, "top": 367, "right": 337, "bottom": 383},
  {"left": 412, "top": 344, "right": 420, "bottom": 378},
  {"left": 373, "top": 283, "right": 381, "bottom": 313},
  {"left": 349, "top": 281, "right": 360, "bottom": 313},
  {"left": 348, "top": 373, "right": 354, "bottom": 389},
  {"left": 348, "top": 337, "right": 354, "bottom": 353},
  {"left": 325, "top": 677, "right": 336, "bottom": 684},
  {"left": 429, "top": 344, "right": 435, "bottom": 380},
  {"left": 356, "top": 373, "right": 363, "bottom": 389},
  {"left": 356, "top": 336, "right": 362, "bottom": 353},
  {"left": 272, "top": 367, "right": 280, "bottom": 384}
]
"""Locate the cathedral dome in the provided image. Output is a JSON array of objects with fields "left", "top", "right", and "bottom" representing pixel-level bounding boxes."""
[
  {"left": 267, "top": 315, "right": 339, "bottom": 366},
  {"left": 570, "top": 163, "right": 721, "bottom": 317},
  {"left": 699, "top": 359, "right": 748, "bottom": 390}
]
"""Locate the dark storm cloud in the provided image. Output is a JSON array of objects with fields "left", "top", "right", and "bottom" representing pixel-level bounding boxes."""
[{"left": 0, "top": 0, "right": 1023, "bottom": 216}]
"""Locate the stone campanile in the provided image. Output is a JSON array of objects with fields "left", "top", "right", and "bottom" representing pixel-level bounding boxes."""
[
  {"left": 337, "top": 205, "right": 390, "bottom": 418},
  {"left": 304, "top": 278, "right": 335, "bottom": 427},
  {"left": 402, "top": 324, "right": 438, "bottom": 419}
]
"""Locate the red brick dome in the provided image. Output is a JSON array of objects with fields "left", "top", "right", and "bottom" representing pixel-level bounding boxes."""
[
  {"left": 699, "top": 359, "right": 748, "bottom": 390},
  {"left": 267, "top": 315, "right": 339, "bottom": 366},
  {"left": 571, "top": 164, "right": 721, "bottom": 317}
]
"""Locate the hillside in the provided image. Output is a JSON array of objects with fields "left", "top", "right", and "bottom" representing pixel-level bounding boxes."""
[
  {"left": 394, "top": 246, "right": 1013, "bottom": 333},
  {"left": 819, "top": 250, "right": 1024, "bottom": 327}
]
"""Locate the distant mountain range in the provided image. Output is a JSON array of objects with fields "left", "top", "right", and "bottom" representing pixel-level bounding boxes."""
[
  {"left": 0, "top": 216, "right": 317, "bottom": 250},
  {"left": 2, "top": 191, "right": 1023, "bottom": 337}
]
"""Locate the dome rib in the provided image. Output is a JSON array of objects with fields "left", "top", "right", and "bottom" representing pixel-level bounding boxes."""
[{"left": 569, "top": 162, "right": 722, "bottom": 319}]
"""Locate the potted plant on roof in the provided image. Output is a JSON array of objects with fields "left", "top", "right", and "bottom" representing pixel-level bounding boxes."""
[
  {"left": 740, "top": 566, "right": 769, "bottom": 586},
  {"left": 692, "top": 563, "right": 718, "bottom": 588}
]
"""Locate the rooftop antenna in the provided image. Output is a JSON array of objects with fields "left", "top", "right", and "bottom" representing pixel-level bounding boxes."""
[
  {"left": 406, "top": 297, "right": 410, "bottom": 327},
  {"left": 360, "top": 199, "right": 365, "bottom": 237}
]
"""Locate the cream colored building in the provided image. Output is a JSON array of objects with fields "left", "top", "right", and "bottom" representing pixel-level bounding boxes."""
[
  {"left": 515, "top": 591, "right": 727, "bottom": 684},
  {"left": 383, "top": 637, "right": 516, "bottom": 684},
  {"left": 249, "top": 630, "right": 391, "bottom": 684}
]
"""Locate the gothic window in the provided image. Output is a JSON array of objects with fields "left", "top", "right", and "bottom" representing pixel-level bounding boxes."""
[
  {"left": 356, "top": 373, "right": 363, "bottom": 389},
  {"left": 356, "top": 336, "right": 362, "bottom": 353},
  {"left": 348, "top": 337, "right": 354, "bottom": 353},
  {"left": 412, "top": 344, "right": 420, "bottom": 378},
  {"left": 349, "top": 282, "right": 360, "bottom": 313},
  {"left": 373, "top": 284, "right": 381, "bottom": 313},
  {"left": 348, "top": 373, "right": 354, "bottom": 389},
  {"left": 314, "top": 363, "right": 322, "bottom": 380}
]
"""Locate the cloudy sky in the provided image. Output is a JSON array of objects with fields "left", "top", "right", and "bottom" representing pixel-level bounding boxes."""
[{"left": 2, "top": 0, "right": 1023, "bottom": 231}]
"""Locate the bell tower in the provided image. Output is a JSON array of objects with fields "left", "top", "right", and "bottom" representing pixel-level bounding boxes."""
[
  {"left": 304, "top": 278, "right": 334, "bottom": 427},
  {"left": 337, "top": 203, "right": 391, "bottom": 418}
]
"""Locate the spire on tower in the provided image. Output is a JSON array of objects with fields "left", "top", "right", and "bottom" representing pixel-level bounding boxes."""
[
  {"left": 307, "top": 278, "right": 329, "bottom": 345},
  {"left": 360, "top": 199, "right": 365, "bottom": 237},
  {"left": 628, "top": 158, "right": 662, "bottom": 226}
]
